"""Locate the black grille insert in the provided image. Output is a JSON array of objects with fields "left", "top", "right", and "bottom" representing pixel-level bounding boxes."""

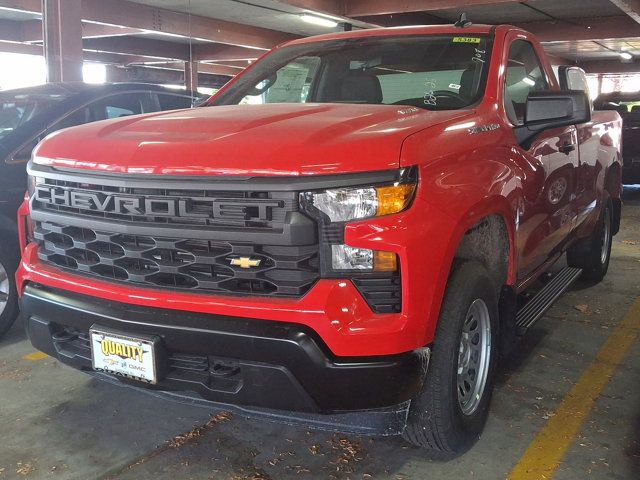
[
  {"left": 35, "top": 221, "right": 319, "bottom": 297},
  {"left": 352, "top": 275, "right": 402, "bottom": 314}
]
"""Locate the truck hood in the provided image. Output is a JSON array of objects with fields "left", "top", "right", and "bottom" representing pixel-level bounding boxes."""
[{"left": 34, "top": 103, "right": 473, "bottom": 176}]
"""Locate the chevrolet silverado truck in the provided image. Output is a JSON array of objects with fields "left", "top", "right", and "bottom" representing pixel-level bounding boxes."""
[{"left": 16, "top": 23, "right": 622, "bottom": 456}]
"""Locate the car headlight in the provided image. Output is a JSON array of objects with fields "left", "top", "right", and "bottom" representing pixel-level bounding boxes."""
[
  {"left": 300, "top": 171, "right": 417, "bottom": 223},
  {"left": 300, "top": 167, "right": 417, "bottom": 274}
]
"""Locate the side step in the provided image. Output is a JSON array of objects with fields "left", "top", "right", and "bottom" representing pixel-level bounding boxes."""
[{"left": 516, "top": 267, "right": 583, "bottom": 333}]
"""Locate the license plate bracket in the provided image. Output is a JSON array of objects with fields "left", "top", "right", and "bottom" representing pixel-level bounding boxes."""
[{"left": 90, "top": 326, "right": 163, "bottom": 384}]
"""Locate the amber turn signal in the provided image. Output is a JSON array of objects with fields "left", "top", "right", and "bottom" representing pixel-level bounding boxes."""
[
  {"left": 376, "top": 184, "right": 416, "bottom": 217},
  {"left": 374, "top": 250, "right": 398, "bottom": 272}
]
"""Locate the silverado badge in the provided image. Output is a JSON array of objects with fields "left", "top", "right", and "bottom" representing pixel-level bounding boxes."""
[{"left": 229, "top": 257, "right": 262, "bottom": 269}]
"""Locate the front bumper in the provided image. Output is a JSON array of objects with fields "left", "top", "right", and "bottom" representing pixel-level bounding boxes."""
[{"left": 21, "top": 283, "right": 429, "bottom": 431}]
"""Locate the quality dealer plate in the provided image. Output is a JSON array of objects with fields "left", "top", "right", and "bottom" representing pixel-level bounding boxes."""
[{"left": 90, "top": 327, "right": 158, "bottom": 384}]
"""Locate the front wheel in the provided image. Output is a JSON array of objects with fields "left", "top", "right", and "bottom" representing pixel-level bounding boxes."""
[{"left": 403, "top": 260, "right": 498, "bottom": 456}]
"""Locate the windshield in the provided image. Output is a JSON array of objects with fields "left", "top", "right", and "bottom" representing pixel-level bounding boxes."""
[
  {"left": 0, "top": 92, "right": 68, "bottom": 141},
  {"left": 213, "top": 35, "right": 493, "bottom": 111}
]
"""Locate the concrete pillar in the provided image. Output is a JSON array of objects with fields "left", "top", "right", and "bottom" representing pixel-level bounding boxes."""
[
  {"left": 43, "top": 0, "right": 83, "bottom": 82},
  {"left": 105, "top": 65, "right": 128, "bottom": 83},
  {"left": 185, "top": 60, "right": 199, "bottom": 92}
]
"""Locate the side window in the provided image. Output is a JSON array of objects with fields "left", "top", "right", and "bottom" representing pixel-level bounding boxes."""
[
  {"left": 52, "top": 107, "right": 93, "bottom": 130},
  {"left": 504, "top": 40, "right": 549, "bottom": 125},
  {"left": 11, "top": 137, "right": 41, "bottom": 163},
  {"left": 90, "top": 93, "right": 144, "bottom": 120},
  {"left": 10, "top": 106, "right": 91, "bottom": 162},
  {"left": 157, "top": 94, "right": 194, "bottom": 111}
]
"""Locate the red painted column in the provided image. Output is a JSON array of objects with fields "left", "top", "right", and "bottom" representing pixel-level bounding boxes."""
[{"left": 43, "top": 0, "right": 83, "bottom": 82}]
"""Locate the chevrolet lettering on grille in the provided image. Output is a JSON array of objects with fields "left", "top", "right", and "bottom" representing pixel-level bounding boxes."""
[{"left": 34, "top": 186, "right": 283, "bottom": 221}]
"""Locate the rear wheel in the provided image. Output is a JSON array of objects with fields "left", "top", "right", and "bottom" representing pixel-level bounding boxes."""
[
  {"left": 567, "top": 195, "right": 613, "bottom": 282},
  {"left": 0, "top": 245, "right": 18, "bottom": 339},
  {"left": 403, "top": 261, "right": 498, "bottom": 457}
]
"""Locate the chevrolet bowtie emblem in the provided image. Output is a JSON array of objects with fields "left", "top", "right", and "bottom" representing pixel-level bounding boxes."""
[{"left": 230, "top": 257, "right": 262, "bottom": 269}]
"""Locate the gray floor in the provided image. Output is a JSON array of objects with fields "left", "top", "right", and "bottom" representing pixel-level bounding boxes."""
[{"left": 1, "top": 187, "right": 639, "bottom": 480}]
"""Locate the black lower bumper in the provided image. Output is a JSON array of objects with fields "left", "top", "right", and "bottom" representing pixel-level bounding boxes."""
[{"left": 21, "top": 283, "right": 428, "bottom": 431}]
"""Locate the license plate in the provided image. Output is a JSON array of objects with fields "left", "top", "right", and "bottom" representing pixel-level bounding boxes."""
[{"left": 90, "top": 327, "right": 159, "bottom": 384}]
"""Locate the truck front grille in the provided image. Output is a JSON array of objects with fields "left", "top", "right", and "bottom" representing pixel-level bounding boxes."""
[
  {"left": 29, "top": 168, "right": 321, "bottom": 298},
  {"left": 31, "top": 178, "right": 295, "bottom": 231},
  {"left": 35, "top": 221, "right": 319, "bottom": 297}
]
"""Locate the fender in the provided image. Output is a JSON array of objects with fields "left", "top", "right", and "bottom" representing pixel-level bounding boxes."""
[
  {"left": 424, "top": 195, "right": 517, "bottom": 341},
  {"left": 399, "top": 113, "right": 523, "bottom": 342}
]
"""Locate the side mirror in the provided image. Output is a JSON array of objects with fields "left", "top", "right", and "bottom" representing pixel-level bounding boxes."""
[{"left": 515, "top": 90, "right": 591, "bottom": 149}]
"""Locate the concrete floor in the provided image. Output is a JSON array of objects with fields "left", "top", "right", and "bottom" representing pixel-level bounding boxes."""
[{"left": 1, "top": 187, "right": 639, "bottom": 480}]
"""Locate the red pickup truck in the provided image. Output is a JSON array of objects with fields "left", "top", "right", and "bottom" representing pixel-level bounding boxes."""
[{"left": 16, "top": 23, "right": 622, "bottom": 456}]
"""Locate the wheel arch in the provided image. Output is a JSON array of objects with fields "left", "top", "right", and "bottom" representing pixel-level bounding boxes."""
[
  {"left": 425, "top": 196, "right": 516, "bottom": 341},
  {"left": 446, "top": 196, "right": 515, "bottom": 286}
]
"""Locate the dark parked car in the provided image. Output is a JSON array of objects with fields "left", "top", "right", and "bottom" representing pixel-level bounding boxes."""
[
  {"left": 595, "top": 91, "right": 640, "bottom": 185},
  {"left": 0, "top": 82, "right": 202, "bottom": 338}
]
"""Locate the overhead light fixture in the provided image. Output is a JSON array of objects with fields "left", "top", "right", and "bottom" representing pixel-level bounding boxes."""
[
  {"left": 300, "top": 14, "right": 338, "bottom": 28},
  {"left": 620, "top": 51, "right": 633, "bottom": 60}
]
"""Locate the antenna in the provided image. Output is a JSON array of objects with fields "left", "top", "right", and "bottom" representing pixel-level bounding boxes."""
[
  {"left": 454, "top": 13, "right": 472, "bottom": 28},
  {"left": 187, "top": 0, "right": 195, "bottom": 107}
]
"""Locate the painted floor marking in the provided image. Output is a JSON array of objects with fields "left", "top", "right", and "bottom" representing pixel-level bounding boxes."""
[
  {"left": 22, "top": 351, "right": 49, "bottom": 361},
  {"left": 508, "top": 297, "right": 640, "bottom": 480}
]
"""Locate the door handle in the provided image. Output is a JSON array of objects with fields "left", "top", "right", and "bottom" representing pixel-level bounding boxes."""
[{"left": 559, "top": 143, "right": 576, "bottom": 155}]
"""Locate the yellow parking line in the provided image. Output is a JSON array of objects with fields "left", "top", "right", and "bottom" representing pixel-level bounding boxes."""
[
  {"left": 508, "top": 298, "right": 640, "bottom": 480},
  {"left": 22, "top": 351, "right": 49, "bottom": 361}
]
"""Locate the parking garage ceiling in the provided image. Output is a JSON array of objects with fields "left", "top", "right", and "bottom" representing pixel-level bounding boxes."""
[{"left": 1, "top": 0, "right": 640, "bottom": 79}]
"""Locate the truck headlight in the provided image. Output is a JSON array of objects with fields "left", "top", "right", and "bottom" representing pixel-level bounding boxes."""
[
  {"left": 299, "top": 167, "right": 416, "bottom": 276},
  {"left": 300, "top": 170, "right": 417, "bottom": 223}
]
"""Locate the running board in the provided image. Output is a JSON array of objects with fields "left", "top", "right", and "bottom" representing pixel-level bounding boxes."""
[{"left": 516, "top": 267, "right": 583, "bottom": 332}]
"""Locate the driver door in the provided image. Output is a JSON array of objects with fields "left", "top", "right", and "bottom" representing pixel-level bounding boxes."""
[{"left": 504, "top": 38, "right": 580, "bottom": 281}]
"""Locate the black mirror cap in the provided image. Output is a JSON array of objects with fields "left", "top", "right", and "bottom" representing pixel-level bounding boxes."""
[{"left": 516, "top": 90, "right": 591, "bottom": 149}]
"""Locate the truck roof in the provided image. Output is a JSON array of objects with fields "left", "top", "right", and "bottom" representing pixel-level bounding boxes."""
[{"left": 283, "top": 24, "right": 501, "bottom": 47}]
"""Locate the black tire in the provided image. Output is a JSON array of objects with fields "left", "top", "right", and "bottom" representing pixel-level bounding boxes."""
[
  {"left": 0, "top": 244, "right": 19, "bottom": 339},
  {"left": 403, "top": 260, "right": 499, "bottom": 457},
  {"left": 567, "top": 195, "right": 613, "bottom": 283}
]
